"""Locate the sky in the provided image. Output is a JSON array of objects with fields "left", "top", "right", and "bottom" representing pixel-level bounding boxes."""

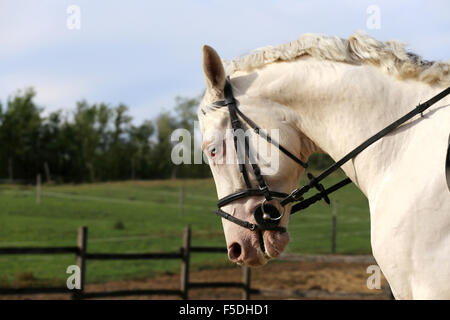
[{"left": 1, "top": 0, "right": 449, "bottom": 124}]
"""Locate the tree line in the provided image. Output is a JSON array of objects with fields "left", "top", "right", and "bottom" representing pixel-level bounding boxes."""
[
  {"left": 0, "top": 88, "right": 334, "bottom": 184},
  {"left": 0, "top": 88, "right": 210, "bottom": 183}
]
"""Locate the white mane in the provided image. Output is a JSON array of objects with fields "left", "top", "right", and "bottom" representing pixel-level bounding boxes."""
[{"left": 224, "top": 31, "right": 450, "bottom": 86}]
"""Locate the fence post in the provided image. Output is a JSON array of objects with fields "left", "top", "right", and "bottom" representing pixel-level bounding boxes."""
[
  {"left": 36, "top": 174, "right": 41, "bottom": 204},
  {"left": 242, "top": 266, "right": 251, "bottom": 300},
  {"left": 73, "top": 226, "right": 87, "bottom": 300},
  {"left": 331, "top": 199, "right": 337, "bottom": 253},
  {"left": 180, "top": 225, "right": 191, "bottom": 299}
]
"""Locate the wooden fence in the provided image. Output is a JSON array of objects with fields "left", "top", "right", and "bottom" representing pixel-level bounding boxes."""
[
  {"left": 0, "top": 226, "right": 251, "bottom": 300},
  {"left": 0, "top": 225, "right": 392, "bottom": 300}
]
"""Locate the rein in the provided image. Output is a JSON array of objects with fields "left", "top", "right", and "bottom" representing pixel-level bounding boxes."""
[{"left": 211, "top": 78, "right": 450, "bottom": 232}]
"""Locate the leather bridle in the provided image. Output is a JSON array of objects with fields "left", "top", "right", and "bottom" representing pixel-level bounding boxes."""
[{"left": 209, "top": 78, "right": 450, "bottom": 234}]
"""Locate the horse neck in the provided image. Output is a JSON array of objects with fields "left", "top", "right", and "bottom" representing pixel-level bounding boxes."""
[{"left": 254, "top": 57, "right": 440, "bottom": 197}]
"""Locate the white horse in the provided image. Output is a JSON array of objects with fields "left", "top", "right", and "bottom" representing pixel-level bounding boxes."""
[{"left": 197, "top": 32, "right": 450, "bottom": 299}]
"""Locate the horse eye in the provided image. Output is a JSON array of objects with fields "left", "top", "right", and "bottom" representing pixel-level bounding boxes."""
[{"left": 210, "top": 148, "right": 216, "bottom": 157}]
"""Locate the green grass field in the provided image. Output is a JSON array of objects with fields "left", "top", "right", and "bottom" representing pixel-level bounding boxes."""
[{"left": 0, "top": 174, "right": 372, "bottom": 287}]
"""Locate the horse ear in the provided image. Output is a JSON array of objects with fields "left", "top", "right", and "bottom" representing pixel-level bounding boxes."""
[{"left": 202, "top": 45, "right": 226, "bottom": 93}]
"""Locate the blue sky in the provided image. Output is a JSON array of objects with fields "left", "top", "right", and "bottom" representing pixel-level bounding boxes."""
[{"left": 1, "top": 0, "right": 449, "bottom": 124}]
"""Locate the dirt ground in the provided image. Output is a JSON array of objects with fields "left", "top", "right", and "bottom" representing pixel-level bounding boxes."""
[
  {"left": 1, "top": 259, "right": 391, "bottom": 300},
  {"left": 0, "top": 261, "right": 386, "bottom": 300}
]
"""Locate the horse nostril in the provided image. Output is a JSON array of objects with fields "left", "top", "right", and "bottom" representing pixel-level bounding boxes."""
[{"left": 228, "top": 242, "right": 242, "bottom": 261}]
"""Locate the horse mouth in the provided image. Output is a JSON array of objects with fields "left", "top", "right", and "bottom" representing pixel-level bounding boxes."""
[
  {"left": 259, "top": 229, "right": 290, "bottom": 261},
  {"left": 258, "top": 230, "right": 269, "bottom": 259}
]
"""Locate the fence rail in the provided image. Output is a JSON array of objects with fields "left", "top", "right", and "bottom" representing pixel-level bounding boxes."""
[
  {"left": 190, "top": 246, "right": 227, "bottom": 253},
  {"left": 0, "top": 226, "right": 250, "bottom": 300},
  {"left": 0, "top": 247, "right": 79, "bottom": 254},
  {"left": 0, "top": 226, "right": 391, "bottom": 300}
]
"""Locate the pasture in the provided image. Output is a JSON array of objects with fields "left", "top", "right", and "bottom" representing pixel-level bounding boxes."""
[{"left": 0, "top": 173, "right": 371, "bottom": 286}]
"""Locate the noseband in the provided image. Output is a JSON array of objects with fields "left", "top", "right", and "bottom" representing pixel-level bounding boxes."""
[{"left": 209, "top": 78, "right": 450, "bottom": 233}]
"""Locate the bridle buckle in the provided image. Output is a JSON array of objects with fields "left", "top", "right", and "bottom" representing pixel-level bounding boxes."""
[
  {"left": 307, "top": 173, "right": 330, "bottom": 205},
  {"left": 288, "top": 188, "right": 305, "bottom": 202}
]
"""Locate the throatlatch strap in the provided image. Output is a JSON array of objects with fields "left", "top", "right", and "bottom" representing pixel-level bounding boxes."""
[{"left": 234, "top": 107, "right": 308, "bottom": 168}]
